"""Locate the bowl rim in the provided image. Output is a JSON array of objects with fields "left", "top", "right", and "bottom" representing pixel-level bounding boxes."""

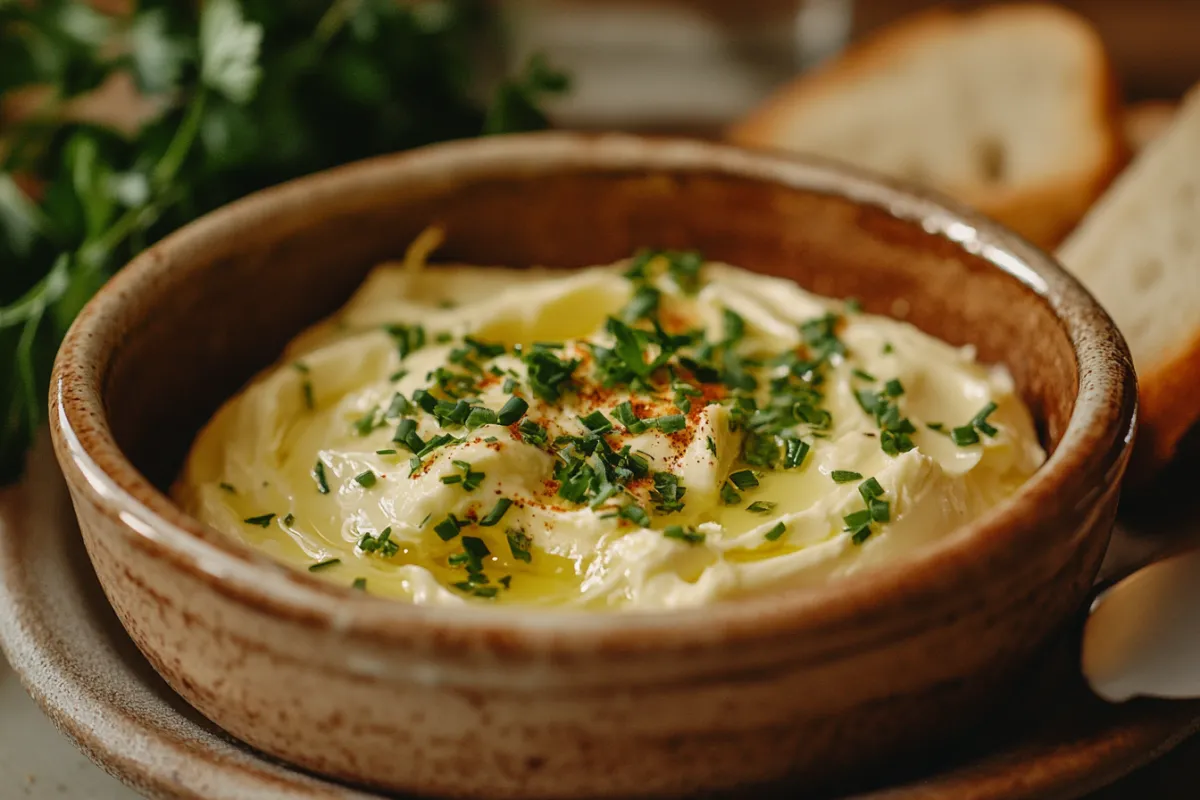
[{"left": 49, "top": 131, "right": 1137, "bottom": 652}]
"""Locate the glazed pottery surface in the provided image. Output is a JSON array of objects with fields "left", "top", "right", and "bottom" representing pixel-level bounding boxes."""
[{"left": 48, "top": 133, "right": 1136, "bottom": 798}]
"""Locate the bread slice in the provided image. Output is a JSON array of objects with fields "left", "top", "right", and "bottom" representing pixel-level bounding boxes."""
[
  {"left": 729, "top": 4, "right": 1126, "bottom": 248},
  {"left": 1058, "top": 85, "right": 1200, "bottom": 475},
  {"left": 1122, "top": 100, "right": 1177, "bottom": 154}
]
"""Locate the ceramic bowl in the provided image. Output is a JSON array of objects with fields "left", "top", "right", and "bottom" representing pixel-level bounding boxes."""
[{"left": 49, "top": 133, "right": 1136, "bottom": 799}]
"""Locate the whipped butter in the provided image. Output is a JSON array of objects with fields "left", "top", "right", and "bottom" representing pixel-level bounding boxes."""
[{"left": 174, "top": 243, "right": 1045, "bottom": 609}]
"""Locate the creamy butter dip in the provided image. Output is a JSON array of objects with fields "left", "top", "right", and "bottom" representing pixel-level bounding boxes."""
[{"left": 174, "top": 240, "right": 1045, "bottom": 609}]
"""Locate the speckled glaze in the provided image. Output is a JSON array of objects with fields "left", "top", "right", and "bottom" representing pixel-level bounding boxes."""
[{"left": 48, "top": 133, "right": 1137, "bottom": 799}]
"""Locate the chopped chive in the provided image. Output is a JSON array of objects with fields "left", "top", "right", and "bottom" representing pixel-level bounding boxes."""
[
  {"left": 312, "top": 460, "right": 330, "bottom": 494},
  {"left": 301, "top": 380, "right": 315, "bottom": 410},
  {"left": 283, "top": 513, "right": 295, "bottom": 527},
  {"left": 972, "top": 402, "right": 999, "bottom": 437},
  {"left": 870, "top": 498, "right": 891, "bottom": 523},
  {"left": 783, "top": 438, "right": 810, "bottom": 469},
  {"left": 884, "top": 379, "right": 905, "bottom": 397},
  {"left": 218, "top": 482, "right": 237, "bottom": 494},
  {"left": 580, "top": 410, "right": 613, "bottom": 435},
  {"left": 664, "top": 525, "right": 705, "bottom": 545},
  {"left": 882, "top": 342, "right": 894, "bottom": 355},
  {"left": 497, "top": 396, "right": 529, "bottom": 425},
  {"left": 292, "top": 362, "right": 310, "bottom": 374},
  {"left": 653, "top": 414, "right": 687, "bottom": 434},
  {"left": 852, "top": 368, "right": 876, "bottom": 382},
  {"left": 376, "top": 448, "right": 397, "bottom": 455},
  {"left": 951, "top": 425, "right": 980, "bottom": 446},
  {"left": 440, "top": 474, "right": 463, "bottom": 485},
  {"left": 706, "top": 435, "right": 717, "bottom": 456},
  {"left": 393, "top": 418, "right": 421, "bottom": 450},
  {"left": 851, "top": 526, "right": 873, "bottom": 545},
  {"left": 517, "top": 419, "right": 549, "bottom": 447},
  {"left": 612, "top": 401, "right": 647, "bottom": 434},
  {"left": 618, "top": 503, "right": 651, "bottom": 527},
  {"left": 720, "top": 482, "right": 742, "bottom": 505},
  {"left": 843, "top": 509, "right": 872, "bottom": 529},
  {"left": 746, "top": 500, "right": 777, "bottom": 513},
  {"left": 506, "top": 528, "right": 533, "bottom": 562},
  {"left": 844, "top": 298, "right": 862, "bottom": 313},
  {"left": 412, "top": 389, "right": 437, "bottom": 413},
  {"left": 465, "top": 406, "right": 498, "bottom": 429},
  {"left": 499, "top": 575, "right": 512, "bottom": 589},
  {"left": 926, "top": 422, "right": 946, "bottom": 432},
  {"left": 434, "top": 515, "right": 463, "bottom": 541},
  {"left": 765, "top": 521, "right": 787, "bottom": 541},
  {"left": 858, "top": 477, "right": 884, "bottom": 502},
  {"left": 472, "top": 587, "right": 499, "bottom": 599},
  {"left": 352, "top": 577, "right": 367, "bottom": 590},
  {"left": 479, "top": 498, "right": 513, "bottom": 527},
  {"left": 244, "top": 513, "right": 275, "bottom": 527},
  {"left": 354, "top": 470, "right": 378, "bottom": 488},
  {"left": 389, "top": 369, "right": 408, "bottom": 382},
  {"left": 728, "top": 470, "right": 759, "bottom": 490},
  {"left": 308, "top": 558, "right": 341, "bottom": 572},
  {"left": 830, "top": 470, "right": 863, "bottom": 484},
  {"left": 502, "top": 376, "right": 518, "bottom": 394}
]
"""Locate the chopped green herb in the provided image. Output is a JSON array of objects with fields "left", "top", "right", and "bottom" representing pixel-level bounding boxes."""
[
  {"left": 517, "top": 419, "right": 549, "bottom": 447},
  {"left": 765, "top": 521, "right": 787, "bottom": 541},
  {"left": 507, "top": 528, "right": 533, "bottom": 562},
  {"left": 502, "top": 376, "right": 518, "bottom": 394},
  {"left": 830, "top": 470, "right": 863, "bottom": 484},
  {"left": 747, "top": 501, "right": 777, "bottom": 513},
  {"left": 720, "top": 482, "right": 742, "bottom": 505},
  {"left": 622, "top": 285, "right": 661, "bottom": 322},
  {"left": 471, "top": 587, "right": 499, "bottom": 599},
  {"left": 244, "top": 513, "right": 275, "bottom": 527},
  {"left": 524, "top": 348, "right": 580, "bottom": 403},
  {"left": 612, "top": 401, "right": 648, "bottom": 434},
  {"left": 858, "top": 477, "right": 884, "bottom": 502},
  {"left": 292, "top": 362, "right": 310, "bottom": 375},
  {"left": 580, "top": 410, "right": 614, "bottom": 435},
  {"left": 465, "top": 406, "right": 498, "bottom": 429},
  {"left": 843, "top": 509, "right": 872, "bottom": 529},
  {"left": 354, "top": 470, "right": 378, "bottom": 488},
  {"left": 411, "top": 389, "right": 438, "bottom": 413},
  {"left": 851, "top": 526, "right": 873, "bottom": 545},
  {"left": 308, "top": 558, "right": 341, "bottom": 572},
  {"left": 852, "top": 368, "right": 877, "bottom": 382},
  {"left": 926, "top": 422, "right": 946, "bottom": 433},
  {"left": 385, "top": 324, "right": 426, "bottom": 360},
  {"left": 302, "top": 380, "right": 315, "bottom": 410},
  {"left": 728, "top": 470, "right": 760, "bottom": 490},
  {"left": 283, "top": 513, "right": 295, "bottom": 526},
  {"left": 844, "top": 298, "right": 862, "bottom": 313},
  {"left": 218, "top": 482, "right": 237, "bottom": 494},
  {"left": 784, "top": 438, "right": 810, "bottom": 469},
  {"left": 951, "top": 425, "right": 980, "bottom": 446},
  {"left": 384, "top": 392, "right": 412, "bottom": 418},
  {"left": 499, "top": 575, "right": 513, "bottom": 589},
  {"left": 393, "top": 418, "right": 423, "bottom": 453},
  {"left": 882, "top": 342, "right": 894, "bottom": 355},
  {"left": 664, "top": 525, "right": 705, "bottom": 544},
  {"left": 443, "top": 459, "right": 485, "bottom": 492},
  {"left": 479, "top": 498, "right": 513, "bottom": 527},
  {"left": 434, "top": 515, "right": 464, "bottom": 541},
  {"left": 665, "top": 251, "right": 705, "bottom": 294},
  {"left": 435, "top": 331, "right": 453, "bottom": 344},
  {"left": 653, "top": 414, "right": 687, "bottom": 434},
  {"left": 706, "top": 436, "right": 717, "bottom": 456},
  {"left": 389, "top": 369, "right": 409, "bottom": 382},
  {"left": 352, "top": 408, "right": 383, "bottom": 436},
  {"left": 884, "top": 379, "right": 905, "bottom": 397},
  {"left": 971, "top": 402, "right": 1000, "bottom": 437},
  {"left": 352, "top": 578, "right": 368, "bottom": 591},
  {"left": 497, "top": 396, "right": 529, "bottom": 425},
  {"left": 618, "top": 503, "right": 651, "bottom": 527},
  {"left": 650, "top": 472, "right": 687, "bottom": 513},
  {"left": 870, "top": 498, "right": 891, "bottom": 523}
]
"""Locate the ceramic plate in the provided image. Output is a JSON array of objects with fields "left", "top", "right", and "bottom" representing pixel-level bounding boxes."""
[{"left": 2, "top": 439, "right": 1199, "bottom": 800}]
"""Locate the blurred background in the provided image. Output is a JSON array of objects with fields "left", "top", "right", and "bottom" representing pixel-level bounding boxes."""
[{"left": 501, "top": 0, "right": 1196, "bottom": 132}]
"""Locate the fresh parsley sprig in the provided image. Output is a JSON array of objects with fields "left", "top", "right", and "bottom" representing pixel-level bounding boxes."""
[{"left": 0, "top": 0, "right": 568, "bottom": 482}]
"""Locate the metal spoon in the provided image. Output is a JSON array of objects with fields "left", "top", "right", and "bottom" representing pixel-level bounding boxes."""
[{"left": 1083, "top": 537, "right": 1200, "bottom": 702}]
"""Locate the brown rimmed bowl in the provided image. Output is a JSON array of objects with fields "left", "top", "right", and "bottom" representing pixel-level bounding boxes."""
[{"left": 49, "top": 132, "right": 1137, "bottom": 799}]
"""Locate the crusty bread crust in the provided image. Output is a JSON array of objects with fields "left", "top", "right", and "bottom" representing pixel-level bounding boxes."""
[
  {"left": 1135, "top": 337, "right": 1200, "bottom": 476},
  {"left": 728, "top": 4, "right": 1127, "bottom": 249},
  {"left": 1122, "top": 100, "right": 1178, "bottom": 154}
]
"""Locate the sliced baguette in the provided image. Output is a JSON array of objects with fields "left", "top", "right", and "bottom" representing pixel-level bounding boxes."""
[
  {"left": 1122, "top": 100, "right": 1177, "bottom": 154},
  {"left": 1058, "top": 85, "right": 1200, "bottom": 474},
  {"left": 729, "top": 3, "right": 1126, "bottom": 248}
]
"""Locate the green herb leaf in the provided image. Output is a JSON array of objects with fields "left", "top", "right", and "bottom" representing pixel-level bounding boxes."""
[
  {"left": 312, "top": 460, "right": 331, "bottom": 494},
  {"left": 747, "top": 501, "right": 777, "bottom": 513},
  {"left": 354, "top": 469, "right": 377, "bottom": 488},
  {"left": 728, "top": 470, "right": 759, "bottom": 490},
  {"left": 308, "top": 558, "right": 341, "bottom": 572},
  {"left": 479, "top": 498, "right": 513, "bottom": 527},
  {"left": 951, "top": 425, "right": 980, "bottom": 446},
  {"left": 663, "top": 525, "right": 705, "bottom": 544},
  {"left": 765, "top": 521, "right": 787, "bottom": 541},
  {"left": 830, "top": 470, "right": 863, "bottom": 484},
  {"left": 497, "top": 395, "right": 529, "bottom": 425},
  {"left": 434, "top": 515, "right": 464, "bottom": 542},
  {"left": 243, "top": 513, "right": 275, "bottom": 527}
]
